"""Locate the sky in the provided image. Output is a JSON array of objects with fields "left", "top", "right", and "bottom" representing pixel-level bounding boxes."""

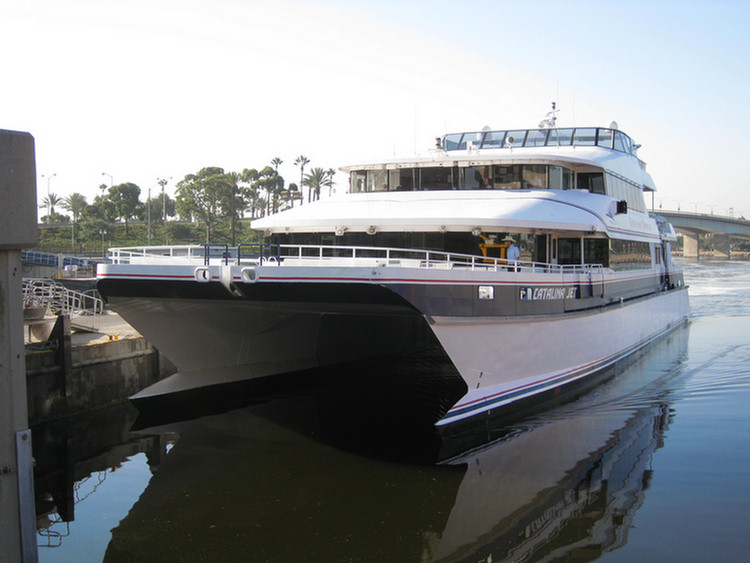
[{"left": 2, "top": 0, "right": 749, "bottom": 221}]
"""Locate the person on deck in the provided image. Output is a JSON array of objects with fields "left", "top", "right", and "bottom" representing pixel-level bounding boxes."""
[{"left": 504, "top": 236, "right": 520, "bottom": 271}]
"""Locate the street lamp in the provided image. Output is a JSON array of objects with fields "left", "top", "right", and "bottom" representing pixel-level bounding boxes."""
[
  {"left": 41, "top": 173, "right": 56, "bottom": 216},
  {"left": 99, "top": 229, "right": 107, "bottom": 259},
  {"left": 147, "top": 187, "right": 152, "bottom": 245},
  {"left": 101, "top": 172, "right": 113, "bottom": 187},
  {"left": 157, "top": 177, "right": 171, "bottom": 243}
]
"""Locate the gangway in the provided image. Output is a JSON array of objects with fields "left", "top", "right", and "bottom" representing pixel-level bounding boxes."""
[{"left": 23, "top": 278, "right": 104, "bottom": 340}]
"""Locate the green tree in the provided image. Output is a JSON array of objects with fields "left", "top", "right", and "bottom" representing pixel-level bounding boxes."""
[
  {"left": 294, "top": 155, "right": 310, "bottom": 204},
  {"left": 240, "top": 168, "right": 262, "bottom": 219},
  {"left": 61, "top": 192, "right": 88, "bottom": 248},
  {"left": 61, "top": 193, "right": 88, "bottom": 222},
  {"left": 144, "top": 193, "right": 175, "bottom": 222},
  {"left": 39, "top": 192, "right": 63, "bottom": 219},
  {"left": 303, "top": 167, "right": 331, "bottom": 202},
  {"left": 326, "top": 168, "right": 337, "bottom": 197},
  {"left": 225, "top": 171, "right": 242, "bottom": 245},
  {"left": 108, "top": 183, "right": 142, "bottom": 235},
  {"left": 175, "top": 166, "right": 232, "bottom": 243}
]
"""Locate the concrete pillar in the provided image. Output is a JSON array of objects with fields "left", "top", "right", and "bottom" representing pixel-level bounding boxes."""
[
  {"left": 682, "top": 233, "right": 700, "bottom": 259},
  {"left": 0, "top": 130, "right": 39, "bottom": 563},
  {"left": 714, "top": 233, "right": 731, "bottom": 259}
]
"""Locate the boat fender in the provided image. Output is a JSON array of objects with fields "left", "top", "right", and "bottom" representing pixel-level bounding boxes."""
[
  {"left": 194, "top": 267, "right": 211, "bottom": 282},
  {"left": 241, "top": 267, "right": 258, "bottom": 283}
]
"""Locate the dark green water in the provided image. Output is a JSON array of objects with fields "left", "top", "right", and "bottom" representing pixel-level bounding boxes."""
[{"left": 34, "top": 260, "right": 750, "bottom": 562}]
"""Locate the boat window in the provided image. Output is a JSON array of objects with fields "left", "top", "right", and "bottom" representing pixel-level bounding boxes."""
[
  {"left": 481, "top": 130, "right": 506, "bottom": 148},
  {"left": 465, "top": 131, "right": 485, "bottom": 150},
  {"left": 614, "top": 131, "right": 630, "bottom": 153},
  {"left": 493, "top": 165, "right": 522, "bottom": 190},
  {"left": 390, "top": 168, "right": 415, "bottom": 191},
  {"left": 444, "top": 133, "right": 464, "bottom": 150},
  {"left": 533, "top": 234, "right": 548, "bottom": 263},
  {"left": 548, "top": 128, "right": 574, "bottom": 146},
  {"left": 505, "top": 130, "right": 528, "bottom": 147},
  {"left": 572, "top": 128, "right": 597, "bottom": 146},
  {"left": 443, "top": 127, "right": 637, "bottom": 155},
  {"left": 558, "top": 237, "right": 582, "bottom": 265},
  {"left": 456, "top": 166, "right": 489, "bottom": 189},
  {"left": 421, "top": 166, "right": 455, "bottom": 190},
  {"left": 548, "top": 166, "right": 573, "bottom": 189},
  {"left": 609, "top": 240, "right": 652, "bottom": 271},
  {"left": 350, "top": 171, "right": 366, "bottom": 193},
  {"left": 584, "top": 238, "right": 609, "bottom": 267},
  {"left": 525, "top": 129, "right": 549, "bottom": 147},
  {"left": 577, "top": 172, "right": 605, "bottom": 194},
  {"left": 367, "top": 169, "right": 388, "bottom": 192},
  {"left": 596, "top": 129, "right": 614, "bottom": 149},
  {"left": 522, "top": 165, "right": 547, "bottom": 189},
  {"left": 606, "top": 174, "right": 646, "bottom": 212}
]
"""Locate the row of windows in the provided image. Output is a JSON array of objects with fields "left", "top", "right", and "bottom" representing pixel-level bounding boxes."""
[
  {"left": 444, "top": 127, "right": 637, "bottom": 155},
  {"left": 350, "top": 165, "right": 574, "bottom": 192},
  {"left": 350, "top": 165, "right": 647, "bottom": 213}
]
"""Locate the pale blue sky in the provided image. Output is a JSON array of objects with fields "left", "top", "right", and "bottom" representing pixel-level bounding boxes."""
[{"left": 2, "top": 0, "right": 749, "bottom": 218}]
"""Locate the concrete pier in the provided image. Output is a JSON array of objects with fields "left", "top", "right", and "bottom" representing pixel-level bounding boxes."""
[
  {"left": 0, "top": 130, "right": 39, "bottom": 563},
  {"left": 683, "top": 233, "right": 700, "bottom": 259},
  {"left": 25, "top": 313, "right": 175, "bottom": 424}
]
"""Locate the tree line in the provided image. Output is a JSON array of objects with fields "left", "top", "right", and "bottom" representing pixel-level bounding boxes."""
[{"left": 38, "top": 156, "right": 336, "bottom": 252}]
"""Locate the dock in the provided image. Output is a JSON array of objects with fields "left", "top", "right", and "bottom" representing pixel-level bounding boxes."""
[{"left": 25, "top": 310, "right": 175, "bottom": 425}]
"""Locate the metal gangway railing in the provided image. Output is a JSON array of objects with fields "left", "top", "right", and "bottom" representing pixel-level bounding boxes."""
[{"left": 23, "top": 278, "right": 104, "bottom": 332}]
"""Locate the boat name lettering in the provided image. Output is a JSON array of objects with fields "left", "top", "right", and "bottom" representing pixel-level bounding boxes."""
[{"left": 520, "top": 286, "right": 577, "bottom": 300}]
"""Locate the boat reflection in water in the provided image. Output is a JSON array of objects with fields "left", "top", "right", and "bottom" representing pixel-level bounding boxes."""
[{"left": 94, "top": 323, "right": 690, "bottom": 562}]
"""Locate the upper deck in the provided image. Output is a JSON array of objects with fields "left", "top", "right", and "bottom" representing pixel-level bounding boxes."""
[{"left": 441, "top": 126, "right": 640, "bottom": 154}]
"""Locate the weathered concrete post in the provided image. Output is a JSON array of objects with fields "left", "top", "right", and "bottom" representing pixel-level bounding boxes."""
[
  {"left": 0, "top": 130, "right": 39, "bottom": 563},
  {"left": 682, "top": 232, "right": 700, "bottom": 259},
  {"left": 714, "top": 233, "right": 731, "bottom": 259}
]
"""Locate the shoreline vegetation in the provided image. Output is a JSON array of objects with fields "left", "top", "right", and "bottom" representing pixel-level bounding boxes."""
[{"left": 35, "top": 160, "right": 335, "bottom": 255}]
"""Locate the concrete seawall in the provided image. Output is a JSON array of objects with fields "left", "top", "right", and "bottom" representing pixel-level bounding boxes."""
[{"left": 25, "top": 317, "right": 176, "bottom": 424}]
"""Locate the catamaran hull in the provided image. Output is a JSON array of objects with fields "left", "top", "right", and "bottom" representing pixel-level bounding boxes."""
[
  {"left": 430, "top": 287, "right": 689, "bottom": 425},
  {"left": 102, "top": 274, "right": 688, "bottom": 426}
]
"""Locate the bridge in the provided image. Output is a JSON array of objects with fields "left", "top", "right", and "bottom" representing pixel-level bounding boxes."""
[{"left": 654, "top": 210, "right": 750, "bottom": 258}]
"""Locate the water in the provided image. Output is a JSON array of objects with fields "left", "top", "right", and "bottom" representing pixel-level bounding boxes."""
[{"left": 32, "top": 260, "right": 750, "bottom": 562}]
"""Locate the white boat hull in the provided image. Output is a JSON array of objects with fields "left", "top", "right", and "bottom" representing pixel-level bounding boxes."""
[{"left": 432, "top": 287, "right": 689, "bottom": 424}]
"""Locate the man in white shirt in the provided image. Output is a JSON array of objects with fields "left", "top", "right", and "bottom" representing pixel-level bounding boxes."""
[{"left": 504, "top": 236, "right": 520, "bottom": 271}]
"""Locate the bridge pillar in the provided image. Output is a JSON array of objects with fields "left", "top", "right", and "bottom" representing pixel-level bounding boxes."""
[
  {"left": 714, "top": 233, "right": 731, "bottom": 259},
  {"left": 682, "top": 233, "right": 700, "bottom": 259},
  {"left": 0, "top": 130, "right": 39, "bottom": 563}
]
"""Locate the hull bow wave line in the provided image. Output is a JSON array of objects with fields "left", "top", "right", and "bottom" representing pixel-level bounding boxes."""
[{"left": 97, "top": 118, "right": 689, "bottom": 426}]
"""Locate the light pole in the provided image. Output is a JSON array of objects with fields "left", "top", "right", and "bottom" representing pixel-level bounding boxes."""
[
  {"left": 157, "top": 177, "right": 171, "bottom": 244},
  {"left": 41, "top": 172, "right": 56, "bottom": 216},
  {"left": 99, "top": 229, "right": 107, "bottom": 259},
  {"left": 147, "top": 187, "right": 152, "bottom": 245},
  {"left": 102, "top": 172, "right": 113, "bottom": 188}
]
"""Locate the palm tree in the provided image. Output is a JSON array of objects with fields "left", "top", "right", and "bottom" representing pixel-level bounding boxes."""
[
  {"left": 326, "top": 168, "right": 337, "bottom": 197},
  {"left": 303, "top": 167, "right": 331, "bottom": 202},
  {"left": 294, "top": 155, "right": 310, "bottom": 204},
  {"left": 61, "top": 193, "right": 88, "bottom": 223},
  {"left": 40, "top": 192, "right": 63, "bottom": 217},
  {"left": 61, "top": 193, "right": 88, "bottom": 248}
]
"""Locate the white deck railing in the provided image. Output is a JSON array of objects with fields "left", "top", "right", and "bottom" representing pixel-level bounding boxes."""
[{"left": 108, "top": 243, "right": 605, "bottom": 276}]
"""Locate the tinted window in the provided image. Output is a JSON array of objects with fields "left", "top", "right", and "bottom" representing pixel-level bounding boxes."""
[
  {"left": 596, "top": 129, "right": 613, "bottom": 149},
  {"left": 573, "top": 128, "right": 597, "bottom": 146}
]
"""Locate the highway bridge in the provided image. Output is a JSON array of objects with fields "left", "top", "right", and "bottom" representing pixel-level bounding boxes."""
[{"left": 654, "top": 210, "right": 750, "bottom": 258}]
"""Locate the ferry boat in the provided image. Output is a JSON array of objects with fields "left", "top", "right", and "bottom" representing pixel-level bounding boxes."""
[{"left": 96, "top": 113, "right": 690, "bottom": 426}]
